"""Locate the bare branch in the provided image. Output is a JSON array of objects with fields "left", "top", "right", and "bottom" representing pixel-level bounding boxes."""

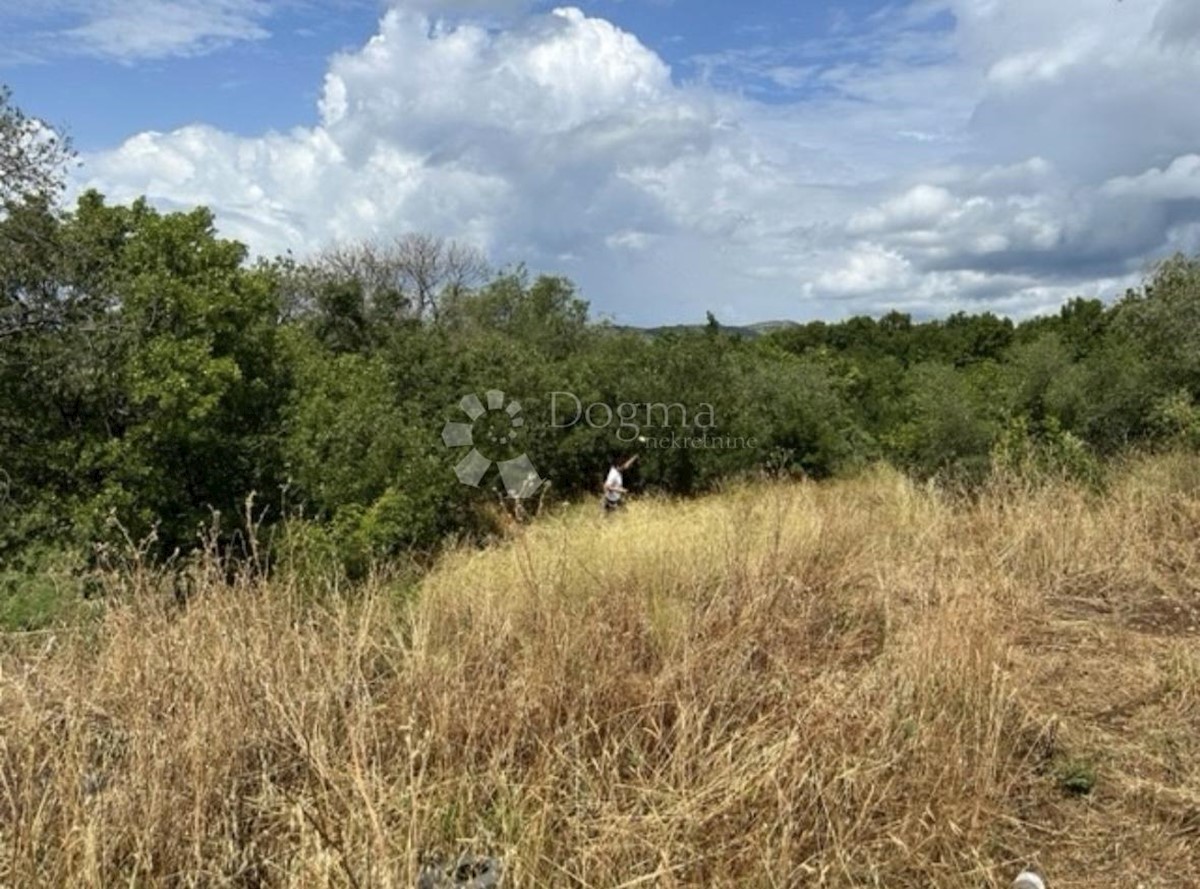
[
  {"left": 0, "top": 85, "right": 76, "bottom": 208},
  {"left": 307, "top": 233, "right": 489, "bottom": 322}
]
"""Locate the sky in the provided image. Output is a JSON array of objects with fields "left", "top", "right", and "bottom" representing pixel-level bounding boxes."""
[{"left": 3, "top": 0, "right": 1199, "bottom": 325}]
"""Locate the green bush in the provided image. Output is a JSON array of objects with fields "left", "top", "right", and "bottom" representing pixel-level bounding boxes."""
[{"left": 992, "top": 415, "right": 1104, "bottom": 489}]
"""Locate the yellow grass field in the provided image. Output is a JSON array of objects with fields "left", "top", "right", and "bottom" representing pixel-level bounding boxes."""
[{"left": 3, "top": 457, "right": 1200, "bottom": 887}]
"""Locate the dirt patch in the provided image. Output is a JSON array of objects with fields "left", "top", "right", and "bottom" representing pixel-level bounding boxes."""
[
  {"left": 1124, "top": 593, "right": 1200, "bottom": 637},
  {"left": 1046, "top": 573, "right": 1200, "bottom": 637}
]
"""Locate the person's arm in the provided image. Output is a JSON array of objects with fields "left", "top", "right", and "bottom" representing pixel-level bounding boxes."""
[{"left": 621, "top": 454, "right": 638, "bottom": 471}]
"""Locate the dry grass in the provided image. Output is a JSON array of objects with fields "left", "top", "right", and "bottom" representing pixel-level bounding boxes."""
[{"left": 2, "top": 457, "right": 1200, "bottom": 887}]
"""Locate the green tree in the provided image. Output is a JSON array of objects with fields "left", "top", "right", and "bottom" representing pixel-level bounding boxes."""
[
  {"left": 1, "top": 85, "right": 75, "bottom": 208},
  {"left": 888, "top": 362, "right": 999, "bottom": 480},
  {"left": 0, "top": 192, "right": 287, "bottom": 558},
  {"left": 1117, "top": 254, "right": 1200, "bottom": 396}
]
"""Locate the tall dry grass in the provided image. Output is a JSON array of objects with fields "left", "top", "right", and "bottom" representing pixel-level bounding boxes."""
[{"left": 2, "top": 457, "right": 1200, "bottom": 887}]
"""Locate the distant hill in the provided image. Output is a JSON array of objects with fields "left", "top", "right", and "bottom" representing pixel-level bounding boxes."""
[{"left": 612, "top": 319, "right": 800, "bottom": 339}]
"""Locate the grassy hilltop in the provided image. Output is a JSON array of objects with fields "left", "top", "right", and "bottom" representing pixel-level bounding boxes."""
[{"left": 3, "top": 456, "right": 1200, "bottom": 887}]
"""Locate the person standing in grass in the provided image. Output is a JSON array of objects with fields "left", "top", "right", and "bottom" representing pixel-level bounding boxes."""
[{"left": 603, "top": 454, "right": 637, "bottom": 514}]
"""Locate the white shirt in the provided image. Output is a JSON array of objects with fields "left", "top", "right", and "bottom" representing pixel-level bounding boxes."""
[{"left": 605, "top": 467, "right": 623, "bottom": 502}]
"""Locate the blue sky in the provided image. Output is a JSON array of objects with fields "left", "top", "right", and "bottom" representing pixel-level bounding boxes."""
[
  {"left": 3, "top": 1, "right": 905, "bottom": 146},
  {"left": 3, "top": 0, "right": 1199, "bottom": 325},
  {"left": 1, "top": 2, "right": 378, "bottom": 148}
]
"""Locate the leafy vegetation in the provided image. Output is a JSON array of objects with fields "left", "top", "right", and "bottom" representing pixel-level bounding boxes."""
[{"left": 2, "top": 85, "right": 1200, "bottom": 602}]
